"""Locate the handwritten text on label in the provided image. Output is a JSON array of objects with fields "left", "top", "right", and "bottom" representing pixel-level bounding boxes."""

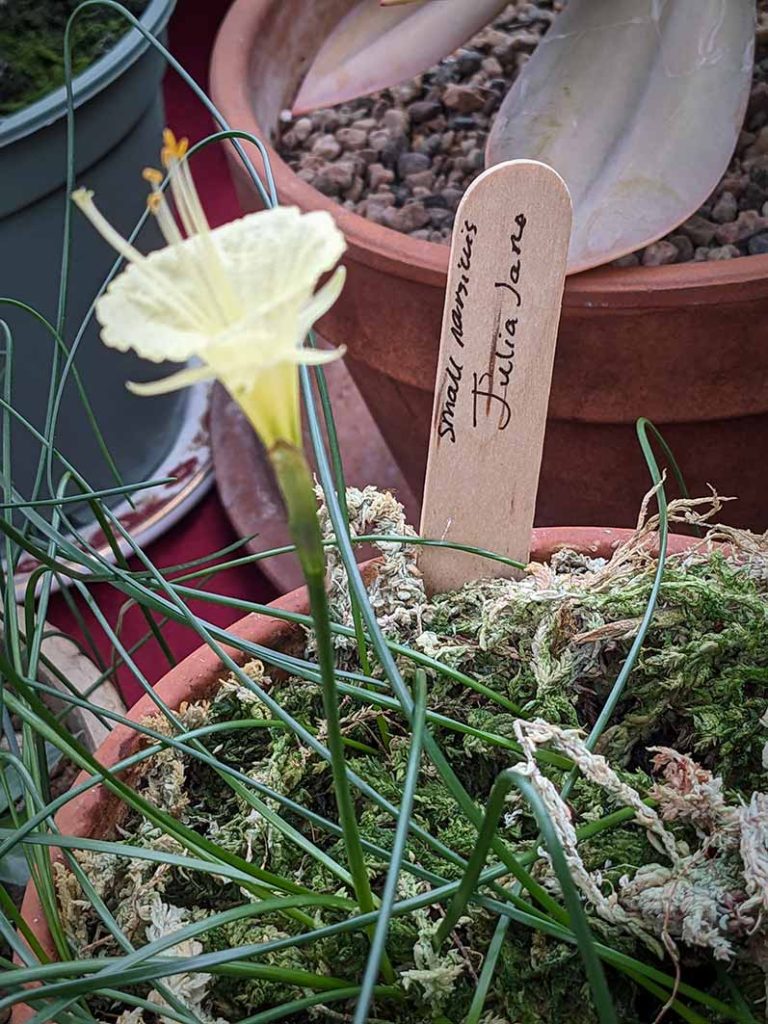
[{"left": 436, "top": 212, "right": 528, "bottom": 441}]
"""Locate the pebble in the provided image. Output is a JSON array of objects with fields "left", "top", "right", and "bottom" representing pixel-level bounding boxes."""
[
  {"left": 613, "top": 253, "right": 640, "bottom": 268},
  {"left": 293, "top": 117, "right": 313, "bottom": 142},
  {"left": 383, "top": 108, "right": 409, "bottom": 135},
  {"left": 381, "top": 202, "right": 430, "bottom": 232},
  {"left": 280, "top": 1, "right": 768, "bottom": 261},
  {"left": 751, "top": 81, "right": 768, "bottom": 116},
  {"left": 669, "top": 233, "right": 694, "bottom": 262},
  {"left": 748, "top": 231, "right": 768, "bottom": 254},
  {"left": 405, "top": 168, "right": 436, "bottom": 190},
  {"left": 312, "top": 134, "right": 341, "bottom": 160},
  {"left": 714, "top": 209, "right": 768, "bottom": 245},
  {"left": 368, "top": 163, "right": 395, "bottom": 191},
  {"left": 315, "top": 162, "right": 356, "bottom": 196},
  {"left": 493, "top": 31, "right": 541, "bottom": 68},
  {"left": 707, "top": 244, "right": 741, "bottom": 260},
  {"left": 428, "top": 207, "right": 454, "bottom": 229},
  {"left": 380, "top": 136, "right": 408, "bottom": 169},
  {"left": 746, "top": 124, "right": 768, "bottom": 157},
  {"left": 312, "top": 109, "right": 340, "bottom": 132},
  {"left": 442, "top": 83, "right": 486, "bottom": 114},
  {"left": 336, "top": 127, "right": 369, "bottom": 151},
  {"left": 409, "top": 100, "right": 442, "bottom": 124},
  {"left": 711, "top": 191, "right": 739, "bottom": 223},
  {"left": 641, "top": 240, "right": 679, "bottom": 266},
  {"left": 456, "top": 48, "right": 483, "bottom": 76},
  {"left": 679, "top": 214, "right": 717, "bottom": 247},
  {"left": 397, "top": 151, "right": 431, "bottom": 177},
  {"left": 482, "top": 56, "right": 503, "bottom": 76},
  {"left": 363, "top": 192, "right": 396, "bottom": 224},
  {"left": 368, "top": 128, "right": 390, "bottom": 153},
  {"left": 442, "top": 188, "right": 463, "bottom": 211}
]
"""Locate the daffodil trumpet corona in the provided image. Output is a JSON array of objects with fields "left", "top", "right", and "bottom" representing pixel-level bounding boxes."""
[{"left": 72, "top": 131, "right": 381, "bottom": 934}]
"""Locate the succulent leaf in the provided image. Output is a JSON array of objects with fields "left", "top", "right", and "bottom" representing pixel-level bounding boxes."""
[
  {"left": 486, "top": 0, "right": 756, "bottom": 272},
  {"left": 292, "top": 0, "right": 508, "bottom": 114}
]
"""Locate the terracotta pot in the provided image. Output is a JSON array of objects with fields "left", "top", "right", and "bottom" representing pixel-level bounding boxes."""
[
  {"left": 14, "top": 525, "right": 697, "bottom": 1022},
  {"left": 210, "top": 0, "right": 768, "bottom": 532}
]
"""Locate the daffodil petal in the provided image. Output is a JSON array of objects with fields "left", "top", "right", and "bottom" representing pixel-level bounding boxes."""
[
  {"left": 297, "top": 267, "right": 347, "bottom": 338},
  {"left": 213, "top": 207, "right": 346, "bottom": 325},
  {"left": 127, "top": 363, "right": 215, "bottom": 396},
  {"left": 94, "top": 207, "right": 346, "bottom": 371},
  {"left": 96, "top": 255, "right": 216, "bottom": 363},
  {"left": 292, "top": 345, "right": 347, "bottom": 366}
]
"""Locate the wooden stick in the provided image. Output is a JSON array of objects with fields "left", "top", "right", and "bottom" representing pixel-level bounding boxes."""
[{"left": 419, "top": 159, "right": 572, "bottom": 594}]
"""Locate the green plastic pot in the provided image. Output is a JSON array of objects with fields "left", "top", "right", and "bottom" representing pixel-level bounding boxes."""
[{"left": 0, "top": 0, "right": 185, "bottom": 515}]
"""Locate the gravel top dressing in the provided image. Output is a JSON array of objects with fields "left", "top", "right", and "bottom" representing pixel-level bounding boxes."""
[
  {"left": 278, "top": 0, "right": 768, "bottom": 265},
  {"left": 55, "top": 489, "right": 768, "bottom": 1023},
  {"left": 0, "top": 0, "right": 149, "bottom": 115}
]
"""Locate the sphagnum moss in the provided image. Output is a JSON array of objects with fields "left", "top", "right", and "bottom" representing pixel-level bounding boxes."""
[{"left": 57, "top": 491, "right": 768, "bottom": 1023}]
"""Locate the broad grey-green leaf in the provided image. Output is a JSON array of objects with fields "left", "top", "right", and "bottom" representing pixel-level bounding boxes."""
[
  {"left": 293, "top": 0, "right": 508, "bottom": 114},
  {"left": 486, "top": 0, "right": 756, "bottom": 272}
]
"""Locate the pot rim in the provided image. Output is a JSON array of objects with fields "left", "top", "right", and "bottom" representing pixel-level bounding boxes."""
[
  {"left": 209, "top": 0, "right": 768, "bottom": 308},
  {"left": 53, "top": 526, "right": 699, "bottom": 826},
  {"left": 0, "top": 0, "right": 177, "bottom": 148}
]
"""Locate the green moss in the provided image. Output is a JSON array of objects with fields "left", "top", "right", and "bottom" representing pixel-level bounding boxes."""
[
  {"left": 0, "top": 0, "right": 149, "bottom": 114},
  {"left": 493, "top": 929, "right": 643, "bottom": 1024},
  {"left": 59, "top": 536, "right": 768, "bottom": 1023}
]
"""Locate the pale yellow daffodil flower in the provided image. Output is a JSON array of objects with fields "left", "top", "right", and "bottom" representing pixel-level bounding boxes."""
[
  {"left": 72, "top": 130, "right": 347, "bottom": 450},
  {"left": 74, "top": 135, "right": 377, "bottom": 913}
]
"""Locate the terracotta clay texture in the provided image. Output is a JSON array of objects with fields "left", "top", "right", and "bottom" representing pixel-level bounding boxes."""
[
  {"left": 209, "top": 0, "right": 768, "bottom": 531},
  {"left": 14, "top": 525, "right": 700, "bottom": 1023},
  {"left": 210, "top": 366, "right": 418, "bottom": 594}
]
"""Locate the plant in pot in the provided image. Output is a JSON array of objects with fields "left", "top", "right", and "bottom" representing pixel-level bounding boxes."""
[
  {"left": 1, "top": 0, "right": 188, "bottom": 519},
  {"left": 2, "top": 118, "right": 768, "bottom": 1024},
  {"left": 210, "top": 0, "right": 768, "bottom": 531}
]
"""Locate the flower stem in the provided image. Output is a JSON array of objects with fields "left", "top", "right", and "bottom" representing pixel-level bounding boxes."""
[{"left": 268, "top": 442, "right": 378, "bottom": 921}]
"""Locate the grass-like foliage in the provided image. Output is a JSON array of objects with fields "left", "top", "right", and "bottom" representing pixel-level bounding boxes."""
[{"left": 1, "top": 6, "right": 767, "bottom": 1024}]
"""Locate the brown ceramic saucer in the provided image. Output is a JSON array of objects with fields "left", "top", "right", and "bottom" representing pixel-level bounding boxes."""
[{"left": 210, "top": 361, "right": 418, "bottom": 593}]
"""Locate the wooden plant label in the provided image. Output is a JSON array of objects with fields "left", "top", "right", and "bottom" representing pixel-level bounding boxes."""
[{"left": 419, "top": 159, "right": 572, "bottom": 594}]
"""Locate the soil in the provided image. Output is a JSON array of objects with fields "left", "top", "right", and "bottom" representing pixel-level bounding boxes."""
[
  {"left": 0, "top": 0, "right": 150, "bottom": 115},
  {"left": 55, "top": 499, "right": 768, "bottom": 1024},
  {"left": 277, "top": 0, "right": 768, "bottom": 265}
]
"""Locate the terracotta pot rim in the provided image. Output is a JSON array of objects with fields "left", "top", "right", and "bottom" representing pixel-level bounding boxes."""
[
  {"left": 40, "top": 526, "right": 693, "bottom": 822},
  {"left": 210, "top": 0, "right": 768, "bottom": 309}
]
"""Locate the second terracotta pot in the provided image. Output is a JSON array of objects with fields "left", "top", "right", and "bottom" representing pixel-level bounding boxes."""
[{"left": 210, "top": 0, "right": 768, "bottom": 531}]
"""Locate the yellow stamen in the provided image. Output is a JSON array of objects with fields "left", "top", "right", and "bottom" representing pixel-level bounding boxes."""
[
  {"left": 143, "top": 167, "right": 164, "bottom": 185},
  {"left": 143, "top": 152, "right": 230, "bottom": 326},
  {"left": 161, "top": 129, "right": 189, "bottom": 168},
  {"left": 147, "top": 187, "right": 185, "bottom": 248},
  {"left": 158, "top": 133, "right": 239, "bottom": 323},
  {"left": 177, "top": 157, "right": 212, "bottom": 237}
]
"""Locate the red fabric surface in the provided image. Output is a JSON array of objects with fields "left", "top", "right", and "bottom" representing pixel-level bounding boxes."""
[{"left": 47, "top": 0, "right": 279, "bottom": 707}]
